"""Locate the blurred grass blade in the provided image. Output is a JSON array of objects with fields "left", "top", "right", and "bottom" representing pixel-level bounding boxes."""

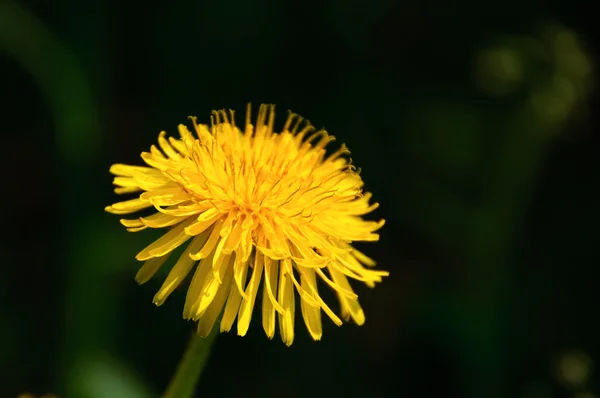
[{"left": 0, "top": 0, "right": 100, "bottom": 164}]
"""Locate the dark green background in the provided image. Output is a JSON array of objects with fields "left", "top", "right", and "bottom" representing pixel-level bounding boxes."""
[{"left": 1, "top": 1, "right": 598, "bottom": 397}]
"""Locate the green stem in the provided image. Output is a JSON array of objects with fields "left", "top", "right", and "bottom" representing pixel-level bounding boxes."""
[{"left": 164, "top": 329, "right": 219, "bottom": 398}]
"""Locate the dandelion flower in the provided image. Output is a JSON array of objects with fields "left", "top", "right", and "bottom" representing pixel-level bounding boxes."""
[{"left": 106, "top": 104, "right": 387, "bottom": 345}]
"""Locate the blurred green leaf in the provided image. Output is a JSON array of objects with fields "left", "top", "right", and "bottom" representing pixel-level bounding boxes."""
[
  {"left": 0, "top": 0, "right": 101, "bottom": 164},
  {"left": 68, "top": 352, "right": 155, "bottom": 398}
]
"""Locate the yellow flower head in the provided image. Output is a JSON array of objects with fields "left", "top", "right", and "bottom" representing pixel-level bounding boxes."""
[{"left": 106, "top": 104, "right": 387, "bottom": 345}]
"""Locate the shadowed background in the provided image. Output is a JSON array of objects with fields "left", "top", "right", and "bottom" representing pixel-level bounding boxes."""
[{"left": 0, "top": 1, "right": 598, "bottom": 397}]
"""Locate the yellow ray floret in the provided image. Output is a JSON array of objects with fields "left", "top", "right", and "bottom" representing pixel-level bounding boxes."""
[{"left": 106, "top": 104, "right": 388, "bottom": 345}]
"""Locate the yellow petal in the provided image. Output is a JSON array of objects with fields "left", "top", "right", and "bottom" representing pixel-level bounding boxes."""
[
  {"left": 132, "top": 170, "right": 171, "bottom": 191},
  {"left": 219, "top": 210, "right": 236, "bottom": 238},
  {"left": 158, "top": 131, "right": 180, "bottom": 159},
  {"left": 114, "top": 186, "right": 142, "bottom": 194},
  {"left": 283, "top": 258, "right": 319, "bottom": 308},
  {"left": 192, "top": 254, "right": 233, "bottom": 320},
  {"left": 219, "top": 255, "right": 249, "bottom": 332},
  {"left": 263, "top": 257, "right": 285, "bottom": 314},
  {"left": 183, "top": 251, "right": 214, "bottom": 319},
  {"left": 329, "top": 267, "right": 365, "bottom": 325},
  {"left": 119, "top": 218, "right": 144, "bottom": 228},
  {"left": 178, "top": 124, "right": 195, "bottom": 142},
  {"left": 140, "top": 212, "right": 185, "bottom": 228},
  {"left": 232, "top": 254, "right": 250, "bottom": 301},
  {"left": 105, "top": 198, "right": 152, "bottom": 215},
  {"left": 135, "top": 218, "right": 194, "bottom": 260},
  {"left": 222, "top": 217, "right": 244, "bottom": 253},
  {"left": 238, "top": 216, "right": 256, "bottom": 258},
  {"left": 300, "top": 268, "right": 322, "bottom": 340},
  {"left": 113, "top": 176, "right": 138, "bottom": 188},
  {"left": 153, "top": 233, "right": 210, "bottom": 305},
  {"left": 237, "top": 252, "right": 264, "bottom": 336},
  {"left": 190, "top": 219, "right": 223, "bottom": 260},
  {"left": 351, "top": 247, "right": 377, "bottom": 267},
  {"left": 109, "top": 163, "right": 154, "bottom": 177},
  {"left": 211, "top": 238, "right": 230, "bottom": 283},
  {"left": 135, "top": 253, "right": 171, "bottom": 284},
  {"left": 314, "top": 267, "right": 357, "bottom": 300},
  {"left": 140, "top": 187, "right": 189, "bottom": 206},
  {"left": 299, "top": 267, "right": 342, "bottom": 327},
  {"left": 262, "top": 259, "right": 279, "bottom": 339},
  {"left": 153, "top": 201, "right": 211, "bottom": 217},
  {"left": 126, "top": 226, "right": 147, "bottom": 232},
  {"left": 197, "top": 263, "right": 234, "bottom": 337},
  {"left": 331, "top": 256, "right": 389, "bottom": 285},
  {"left": 141, "top": 150, "right": 170, "bottom": 171},
  {"left": 184, "top": 208, "right": 221, "bottom": 236},
  {"left": 277, "top": 264, "right": 295, "bottom": 346},
  {"left": 285, "top": 228, "right": 328, "bottom": 265},
  {"left": 168, "top": 136, "right": 187, "bottom": 155},
  {"left": 150, "top": 144, "right": 166, "bottom": 159}
]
